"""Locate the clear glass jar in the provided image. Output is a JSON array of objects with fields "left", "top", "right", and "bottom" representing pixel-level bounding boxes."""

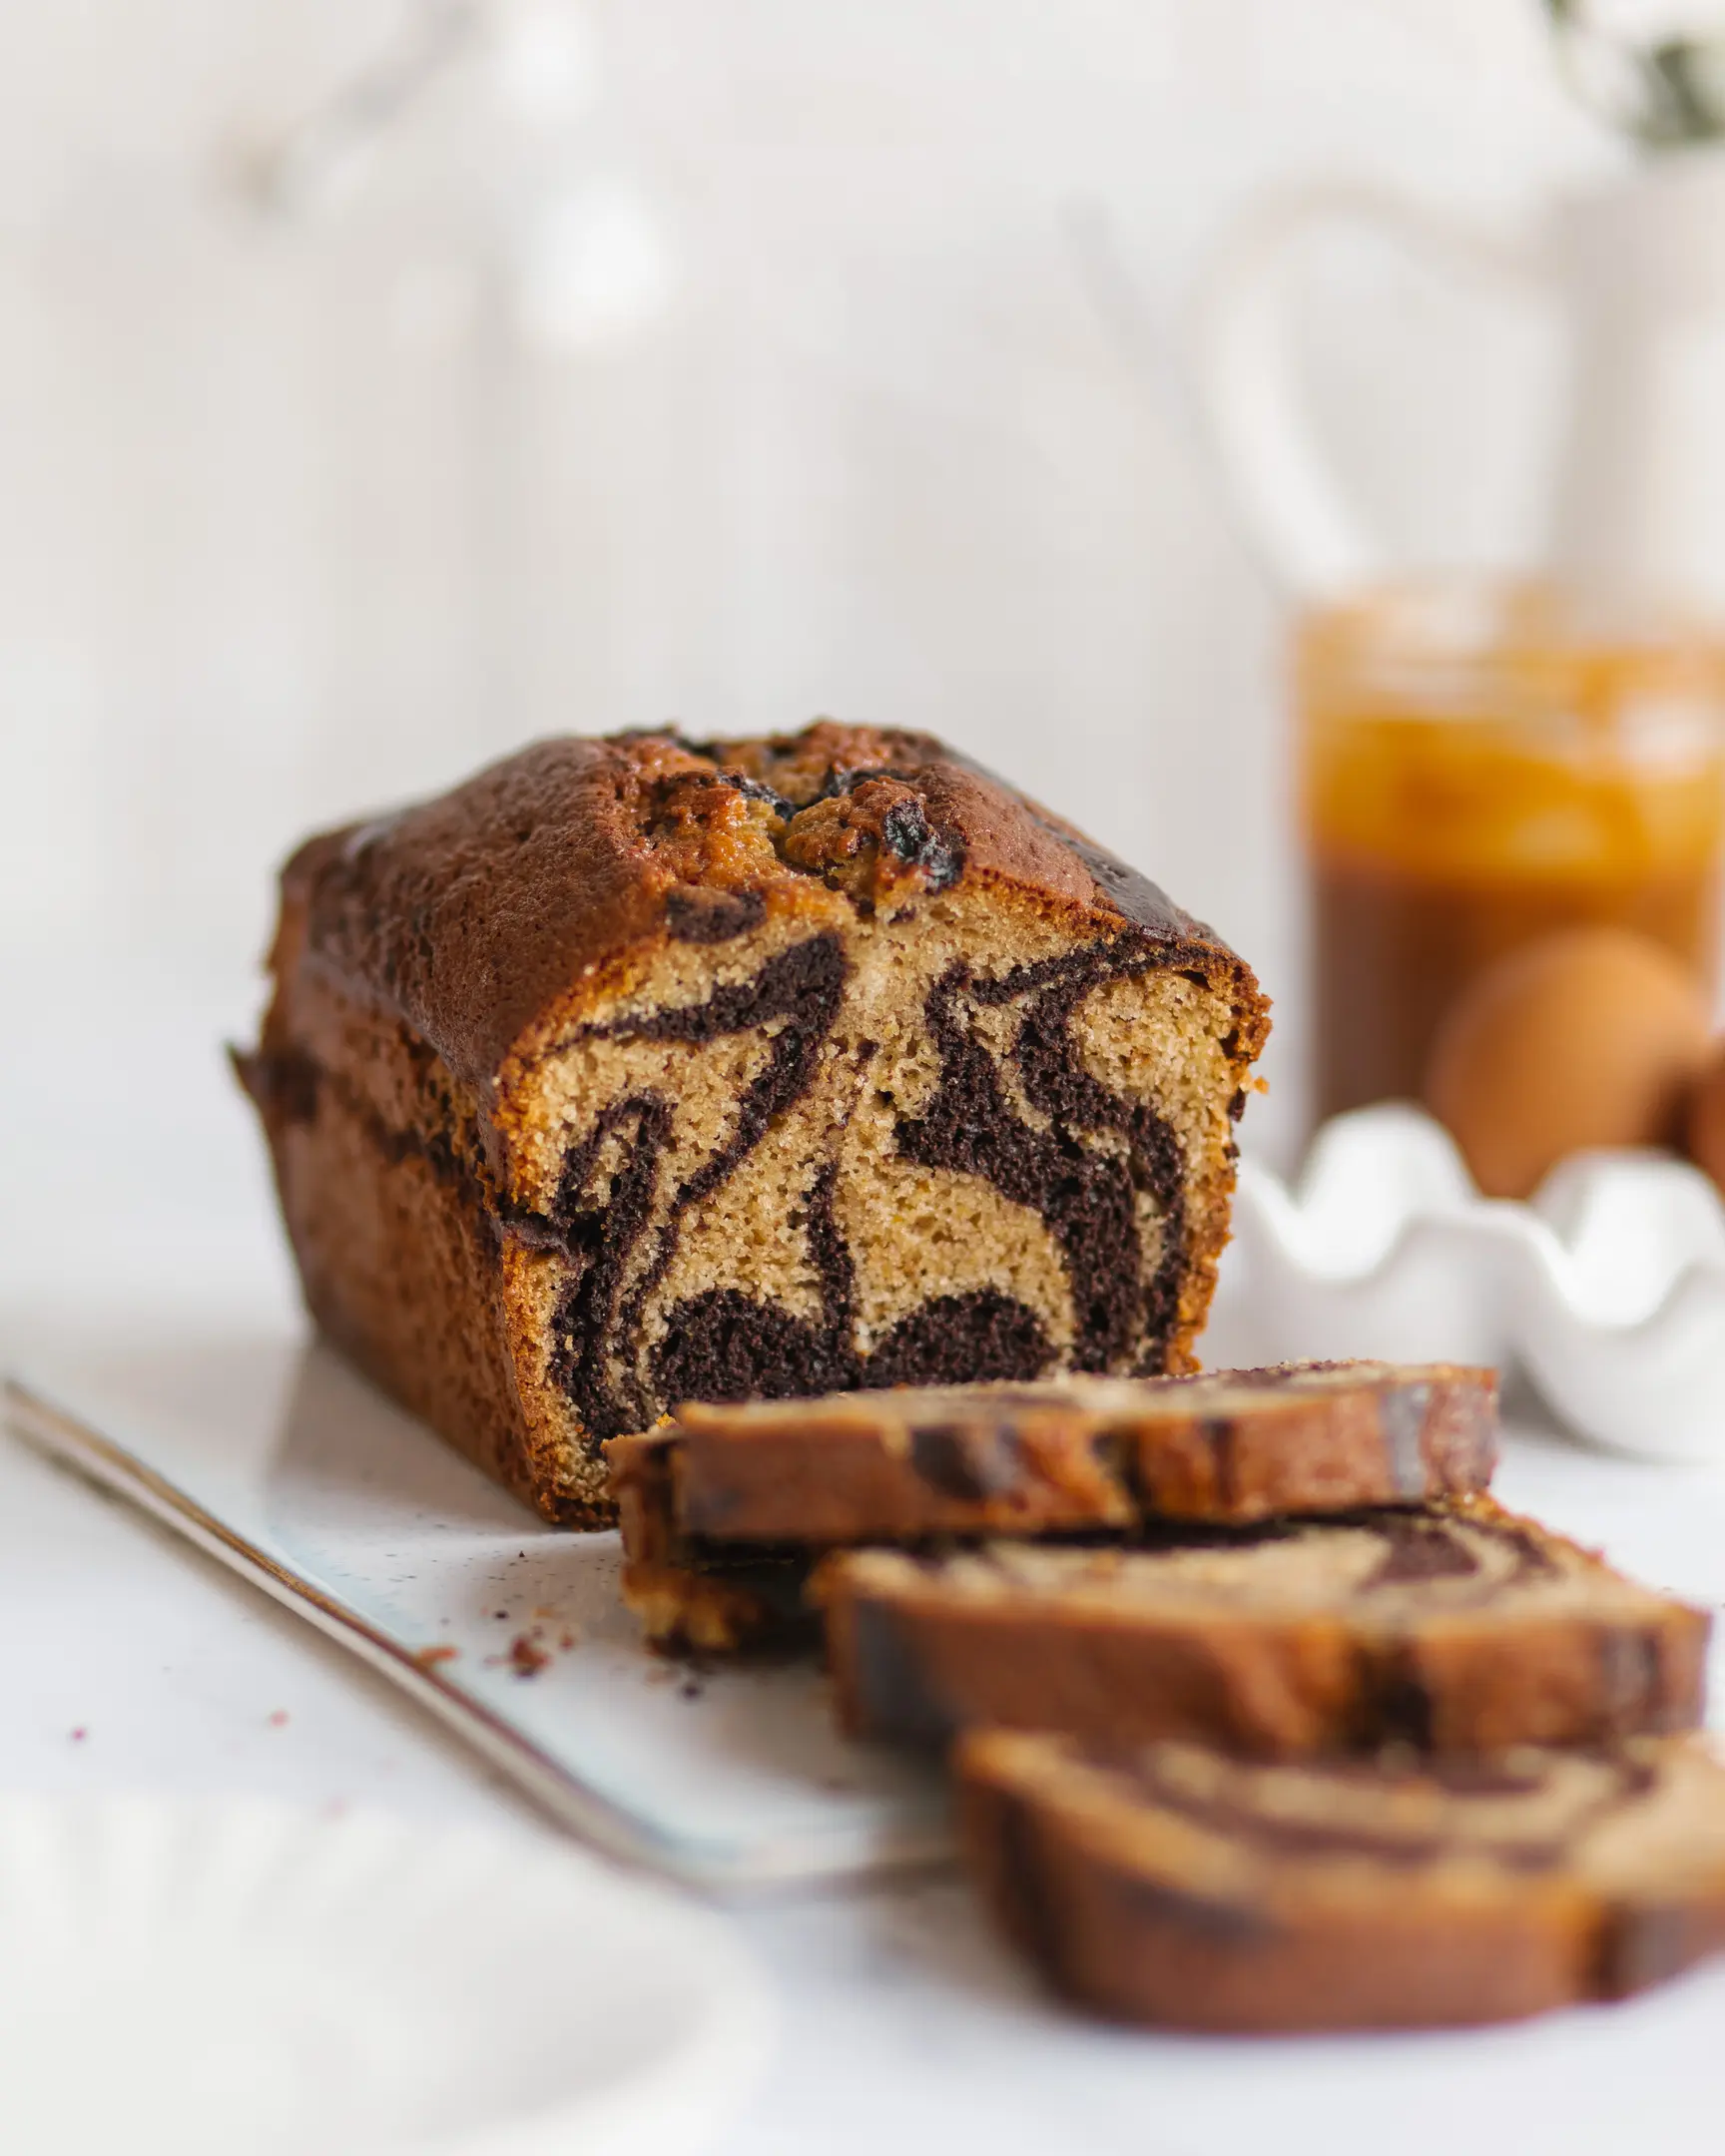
[{"left": 1300, "top": 577, "right": 1725, "bottom": 1120}]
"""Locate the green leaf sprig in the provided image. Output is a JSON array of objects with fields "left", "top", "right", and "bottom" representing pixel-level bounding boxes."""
[{"left": 1544, "top": 0, "right": 1725, "bottom": 148}]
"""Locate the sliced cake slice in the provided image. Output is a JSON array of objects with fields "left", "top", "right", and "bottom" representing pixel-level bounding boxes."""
[
  {"left": 240, "top": 722, "right": 1267, "bottom": 1522},
  {"left": 959, "top": 1730, "right": 1725, "bottom": 2030},
  {"left": 820, "top": 1498, "right": 1708, "bottom": 1756},
  {"left": 610, "top": 1427, "right": 820, "bottom": 1656},
  {"left": 610, "top": 1360, "right": 1498, "bottom": 1651}
]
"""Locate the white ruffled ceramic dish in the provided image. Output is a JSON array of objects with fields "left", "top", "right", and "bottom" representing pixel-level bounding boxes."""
[
  {"left": 1204, "top": 1104, "right": 1725, "bottom": 1463},
  {"left": 0, "top": 1794, "right": 774, "bottom": 2156}
]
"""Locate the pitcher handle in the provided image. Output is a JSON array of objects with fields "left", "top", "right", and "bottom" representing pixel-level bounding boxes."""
[{"left": 1193, "top": 179, "right": 1541, "bottom": 599}]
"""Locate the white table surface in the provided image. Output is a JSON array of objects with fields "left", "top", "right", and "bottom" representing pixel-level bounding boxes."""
[
  {"left": 4, "top": 953, "right": 1723, "bottom": 2155},
  {"left": 10, "top": 1316, "right": 1725, "bottom": 2156}
]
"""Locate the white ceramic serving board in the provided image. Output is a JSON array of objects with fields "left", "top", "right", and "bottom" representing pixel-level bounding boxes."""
[
  {"left": 8, "top": 1326, "right": 1725, "bottom": 1898},
  {"left": 3, "top": 1328, "right": 945, "bottom": 1892}
]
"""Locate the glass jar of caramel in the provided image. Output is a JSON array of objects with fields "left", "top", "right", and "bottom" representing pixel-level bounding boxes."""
[{"left": 1300, "top": 579, "right": 1725, "bottom": 1123}]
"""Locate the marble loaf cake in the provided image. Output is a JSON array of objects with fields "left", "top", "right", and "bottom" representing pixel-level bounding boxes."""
[{"left": 240, "top": 723, "right": 1269, "bottom": 1522}]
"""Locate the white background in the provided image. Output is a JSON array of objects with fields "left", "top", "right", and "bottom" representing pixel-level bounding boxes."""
[{"left": 0, "top": 0, "right": 1625, "bottom": 1199}]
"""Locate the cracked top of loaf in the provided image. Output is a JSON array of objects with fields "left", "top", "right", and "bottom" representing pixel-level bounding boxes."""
[{"left": 281, "top": 721, "right": 1246, "bottom": 1105}]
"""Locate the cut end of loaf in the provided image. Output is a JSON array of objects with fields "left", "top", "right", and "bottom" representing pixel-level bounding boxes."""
[{"left": 505, "top": 891, "right": 1252, "bottom": 1501}]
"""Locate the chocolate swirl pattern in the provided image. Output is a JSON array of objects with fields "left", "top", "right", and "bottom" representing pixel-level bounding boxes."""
[
  {"left": 959, "top": 1729, "right": 1725, "bottom": 2030},
  {"left": 1114, "top": 1738, "right": 1652, "bottom": 1869},
  {"left": 537, "top": 929, "right": 1199, "bottom": 1444},
  {"left": 897, "top": 950, "right": 1187, "bottom": 1374}
]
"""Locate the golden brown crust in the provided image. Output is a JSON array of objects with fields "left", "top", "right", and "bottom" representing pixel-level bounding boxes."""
[
  {"left": 957, "top": 1731, "right": 1725, "bottom": 2031},
  {"left": 1131, "top": 1364, "right": 1499, "bottom": 1520},
  {"left": 237, "top": 1028, "right": 609, "bottom": 1524},
  {"left": 608, "top": 1363, "right": 1497, "bottom": 1566},
  {"left": 283, "top": 726, "right": 1252, "bottom": 1106}
]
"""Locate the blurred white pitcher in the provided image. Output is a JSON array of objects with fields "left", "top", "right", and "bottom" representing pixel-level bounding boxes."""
[{"left": 1198, "top": 151, "right": 1725, "bottom": 616}]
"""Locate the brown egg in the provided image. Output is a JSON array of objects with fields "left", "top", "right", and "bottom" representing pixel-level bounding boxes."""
[
  {"left": 1685, "top": 1041, "right": 1725, "bottom": 1196},
  {"left": 1423, "top": 927, "right": 1714, "bottom": 1200}
]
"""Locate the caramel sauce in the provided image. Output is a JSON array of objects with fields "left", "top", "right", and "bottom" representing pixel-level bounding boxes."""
[{"left": 1300, "top": 584, "right": 1725, "bottom": 1120}]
